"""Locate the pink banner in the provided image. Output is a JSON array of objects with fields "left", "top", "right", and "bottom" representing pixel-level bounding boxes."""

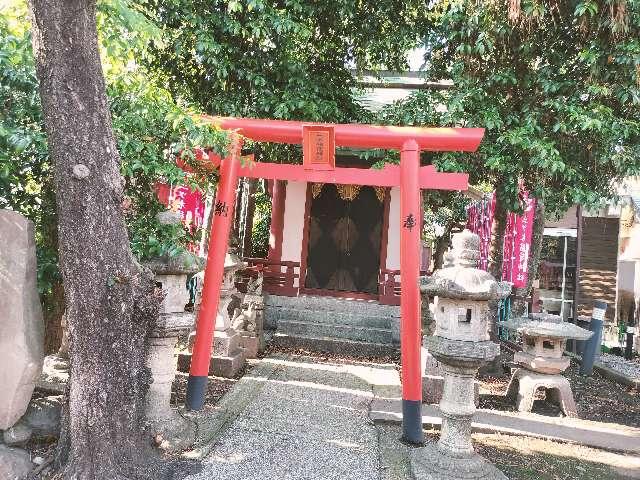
[
  {"left": 155, "top": 182, "right": 206, "bottom": 233},
  {"left": 466, "top": 191, "right": 536, "bottom": 288},
  {"left": 502, "top": 193, "right": 536, "bottom": 288}
]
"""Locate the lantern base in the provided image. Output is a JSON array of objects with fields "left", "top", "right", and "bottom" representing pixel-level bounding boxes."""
[{"left": 410, "top": 442, "right": 507, "bottom": 480}]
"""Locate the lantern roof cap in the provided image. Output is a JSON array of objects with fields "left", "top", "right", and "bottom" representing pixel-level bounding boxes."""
[
  {"left": 144, "top": 251, "right": 204, "bottom": 275},
  {"left": 420, "top": 229, "right": 511, "bottom": 300},
  {"left": 499, "top": 313, "right": 593, "bottom": 340}
]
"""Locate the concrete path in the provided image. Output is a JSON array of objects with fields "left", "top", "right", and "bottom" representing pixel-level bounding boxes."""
[
  {"left": 181, "top": 353, "right": 640, "bottom": 480},
  {"left": 184, "top": 354, "right": 405, "bottom": 480}
]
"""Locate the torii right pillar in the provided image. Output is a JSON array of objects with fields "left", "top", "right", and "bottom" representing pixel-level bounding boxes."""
[{"left": 400, "top": 139, "right": 424, "bottom": 444}]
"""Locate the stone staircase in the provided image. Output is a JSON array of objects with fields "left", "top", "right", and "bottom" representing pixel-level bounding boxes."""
[{"left": 265, "top": 294, "right": 400, "bottom": 357}]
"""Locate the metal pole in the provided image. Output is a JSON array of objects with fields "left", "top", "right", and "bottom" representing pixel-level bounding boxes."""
[
  {"left": 186, "top": 137, "right": 242, "bottom": 410},
  {"left": 625, "top": 303, "right": 636, "bottom": 360},
  {"left": 580, "top": 300, "right": 607, "bottom": 376},
  {"left": 573, "top": 205, "right": 583, "bottom": 320},
  {"left": 400, "top": 139, "right": 424, "bottom": 444},
  {"left": 560, "top": 236, "right": 568, "bottom": 319}
]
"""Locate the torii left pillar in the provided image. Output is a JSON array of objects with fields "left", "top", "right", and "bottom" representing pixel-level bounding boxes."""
[
  {"left": 400, "top": 140, "right": 424, "bottom": 444},
  {"left": 186, "top": 137, "right": 242, "bottom": 410}
]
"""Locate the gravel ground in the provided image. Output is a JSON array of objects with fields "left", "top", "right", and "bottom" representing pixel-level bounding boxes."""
[
  {"left": 479, "top": 355, "right": 640, "bottom": 427},
  {"left": 600, "top": 353, "right": 640, "bottom": 380},
  {"left": 471, "top": 432, "right": 640, "bottom": 480}
]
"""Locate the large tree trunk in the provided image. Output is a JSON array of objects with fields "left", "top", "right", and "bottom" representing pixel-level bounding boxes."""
[
  {"left": 432, "top": 222, "right": 455, "bottom": 271},
  {"left": 28, "top": 1, "right": 163, "bottom": 478},
  {"left": 511, "top": 200, "right": 546, "bottom": 318},
  {"left": 486, "top": 193, "right": 507, "bottom": 344},
  {"left": 487, "top": 195, "right": 507, "bottom": 280}
]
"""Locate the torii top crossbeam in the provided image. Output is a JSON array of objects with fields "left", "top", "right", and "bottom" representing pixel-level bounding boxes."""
[
  {"left": 186, "top": 116, "right": 485, "bottom": 446},
  {"left": 203, "top": 115, "right": 484, "bottom": 151}
]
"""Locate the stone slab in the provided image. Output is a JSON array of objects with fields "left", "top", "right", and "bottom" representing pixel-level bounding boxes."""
[
  {"left": 271, "top": 332, "right": 398, "bottom": 358},
  {"left": 210, "top": 349, "right": 246, "bottom": 378},
  {"left": 0, "top": 445, "right": 32, "bottom": 480},
  {"left": 238, "top": 333, "right": 259, "bottom": 359},
  {"left": 36, "top": 354, "right": 69, "bottom": 395},
  {"left": 0, "top": 210, "right": 44, "bottom": 430},
  {"left": 513, "top": 351, "right": 569, "bottom": 374},
  {"left": 23, "top": 395, "right": 62, "bottom": 438},
  {"left": 370, "top": 397, "right": 640, "bottom": 454}
]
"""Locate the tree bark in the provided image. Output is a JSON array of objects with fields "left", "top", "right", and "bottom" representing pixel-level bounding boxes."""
[
  {"left": 488, "top": 195, "right": 507, "bottom": 280},
  {"left": 511, "top": 200, "right": 546, "bottom": 318},
  {"left": 486, "top": 193, "right": 507, "bottom": 343},
  {"left": 432, "top": 228, "right": 452, "bottom": 270},
  {"left": 28, "top": 1, "right": 165, "bottom": 478}
]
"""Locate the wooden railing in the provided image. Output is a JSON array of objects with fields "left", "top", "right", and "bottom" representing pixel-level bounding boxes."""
[
  {"left": 237, "top": 258, "right": 300, "bottom": 297},
  {"left": 237, "top": 261, "right": 426, "bottom": 303},
  {"left": 379, "top": 269, "right": 430, "bottom": 306}
]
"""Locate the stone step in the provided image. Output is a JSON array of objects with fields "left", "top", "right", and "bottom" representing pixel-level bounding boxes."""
[
  {"left": 265, "top": 294, "right": 400, "bottom": 318},
  {"left": 278, "top": 319, "right": 396, "bottom": 345},
  {"left": 271, "top": 332, "right": 399, "bottom": 358},
  {"left": 266, "top": 306, "right": 393, "bottom": 329}
]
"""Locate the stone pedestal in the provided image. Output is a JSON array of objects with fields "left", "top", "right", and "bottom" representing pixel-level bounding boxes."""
[
  {"left": 146, "top": 314, "right": 196, "bottom": 452},
  {"left": 211, "top": 328, "right": 246, "bottom": 377},
  {"left": 239, "top": 332, "right": 260, "bottom": 359},
  {"left": 506, "top": 368, "right": 577, "bottom": 417},
  {"left": 232, "top": 292, "right": 265, "bottom": 359},
  {"left": 205, "top": 257, "right": 247, "bottom": 377},
  {"left": 412, "top": 342, "right": 506, "bottom": 480}
]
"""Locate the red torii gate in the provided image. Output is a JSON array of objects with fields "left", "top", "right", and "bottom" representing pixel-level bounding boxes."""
[{"left": 186, "top": 116, "right": 484, "bottom": 444}]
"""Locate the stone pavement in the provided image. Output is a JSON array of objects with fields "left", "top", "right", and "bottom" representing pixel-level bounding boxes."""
[{"left": 183, "top": 354, "right": 409, "bottom": 480}]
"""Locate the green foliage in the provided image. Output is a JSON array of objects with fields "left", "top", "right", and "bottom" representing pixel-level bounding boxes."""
[
  {"left": 421, "top": 191, "right": 469, "bottom": 243},
  {"left": 109, "top": 75, "right": 229, "bottom": 260},
  {"left": 0, "top": 1, "right": 230, "bottom": 297},
  {"left": 0, "top": 11, "right": 58, "bottom": 296},
  {"left": 382, "top": 0, "right": 640, "bottom": 216},
  {"left": 251, "top": 182, "right": 271, "bottom": 258},
  {"left": 138, "top": 0, "right": 428, "bottom": 139}
]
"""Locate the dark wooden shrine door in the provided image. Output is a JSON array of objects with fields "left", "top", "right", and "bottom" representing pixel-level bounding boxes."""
[{"left": 305, "top": 184, "right": 384, "bottom": 295}]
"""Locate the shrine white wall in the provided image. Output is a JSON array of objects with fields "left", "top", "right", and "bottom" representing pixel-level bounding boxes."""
[
  {"left": 386, "top": 187, "right": 401, "bottom": 270},
  {"left": 281, "top": 181, "right": 307, "bottom": 279}
]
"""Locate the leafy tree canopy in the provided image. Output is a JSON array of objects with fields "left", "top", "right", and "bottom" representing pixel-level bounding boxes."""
[
  {"left": 382, "top": 0, "right": 640, "bottom": 216},
  {"left": 0, "top": 0, "right": 229, "bottom": 297},
  {"left": 139, "top": 0, "right": 428, "bottom": 126}
]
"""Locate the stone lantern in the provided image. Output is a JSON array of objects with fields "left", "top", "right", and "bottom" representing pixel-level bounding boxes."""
[
  {"left": 188, "top": 248, "right": 248, "bottom": 377},
  {"left": 144, "top": 240, "right": 203, "bottom": 452},
  {"left": 412, "top": 229, "right": 511, "bottom": 480},
  {"left": 501, "top": 313, "right": 592, "bottom": 417}
]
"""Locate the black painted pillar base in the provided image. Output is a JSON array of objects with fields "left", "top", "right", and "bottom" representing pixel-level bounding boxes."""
[
  {"left": 186, "top": 375, "right": 208, "bottom": 411},
  {"left": 402, "top": 399, "right": 424, "bottom": 445}
]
